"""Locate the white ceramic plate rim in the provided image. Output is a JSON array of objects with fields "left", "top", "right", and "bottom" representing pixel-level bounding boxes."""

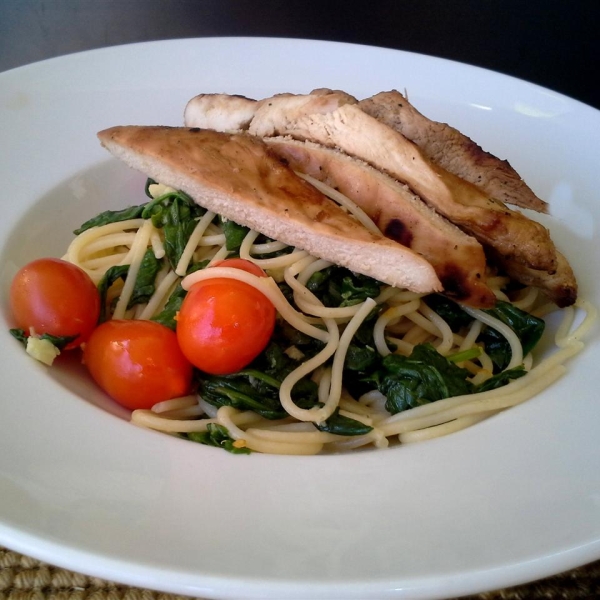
[{"left": 0, "top": 37, "right": 599, "bottom": 600}]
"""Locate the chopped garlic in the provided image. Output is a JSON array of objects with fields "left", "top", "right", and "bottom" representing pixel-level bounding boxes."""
[
  {"left": 148, "top": 182, "right": 177, "bottom": 199},
  {"left": 26, "top": 336, "right": 60, "bottom": 366},
  {"left": 284, "top": 345, "right": 305, "bottom": 361}
]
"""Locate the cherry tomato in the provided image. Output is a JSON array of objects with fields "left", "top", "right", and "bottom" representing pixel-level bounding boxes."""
[
  {"left": 83, "top": 319, "right": 193, "bottom": 410},
  {"left": 176, "top": 261, "right": 276, "bottom": 375},
  {"left": 10, "top": 258, "right": 100, "bottom": 349},
  {"left": 211, "top": 258, "right": 267, "bottom": 277}
]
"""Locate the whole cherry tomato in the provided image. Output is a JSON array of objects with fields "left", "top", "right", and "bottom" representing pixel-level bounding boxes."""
[
  {"left": 211, "top": 258, "right": 267, "bottom": 277},
  {"left": 83, "top": 319, "right": 193, "bottom": 410},
  {"left": 10, "top": 258, "right": 100, "bottom": 349},
  {"left": 176, "top": 259, "right": 276, "bottom": 374}
]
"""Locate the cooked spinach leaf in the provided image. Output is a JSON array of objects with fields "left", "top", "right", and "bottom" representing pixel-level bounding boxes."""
[
  {"left": 477, "top": 328, "right": 509, "bottom": 372},
  {"left": 144, "top": 177, "right": 158, "bottom": 198},
  {"left": 269, "top": 322, "right": 326, "bottom": 368},
  {"left": 200, "top": 373, "right": 285, "bottom": 420},
  {"left": 200, "top": 362, "right": 318, "bottom": 420},
  {"left": 73, "top": 204, "right": 147, "bottom": 235},
  {"left": 150, "top": 260, "right": 210, "bottom": 330},
  {"left": 9, "top": 328, "right": 28, "bottom": 345},
  {"left": 186, "top": 423, "right": 251, "bottom": 454},
  {"left": 479, "top": 301, "right": 545, "bottom": 371},
  {"left": 142, "top": 189, "right": 206, "bottom": 269},
  {"left": 424, "top": 296, "right": 545, "bottom": 372},
  {"left": 315, "top": 408, "right": 373, "bottom": 436},
  {"left": 97, "top": 264, "right": 129, "bottom": 322},
  {"left": 484, "top": 301, "right": 545, "bottom": 357},
  {"left": 151, "top": 282, "right": 186, "bottom": 330},
  {"left": 307, "top": 267, "right": 382, "bottom": 307},
  {"left": 9, "top": 328, "right": 77, "bottom": 350},
  {"left": 126, "top": 249, "right": 161, "bottom": 308},
  {"left": 344, "top": 343, "right": 379, "bottom": 372},
  {"left": 96, "top": 249, "right": 163, "bottom": 321},
  {"left": 197, "top": 325, "right": 321, "bottom": 420},
  {"left": 220, "top": 217, "right": 250, "bottom": 252},
  {"left": 364, "top": 339, "right": 530, "bottom": 416},
  {"left": 424, "top": 294, "right": 473, "bottom": 331},
  {"left": 375, "top": 344, "right": 474, "bottom": 415},
  {"left": 476, "top": 365, "right": 527, "bottom": 392}
]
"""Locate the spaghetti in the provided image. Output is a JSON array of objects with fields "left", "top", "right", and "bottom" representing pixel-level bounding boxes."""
[{"left": 62, "top": 181, "right": 596, "bottom": 455}]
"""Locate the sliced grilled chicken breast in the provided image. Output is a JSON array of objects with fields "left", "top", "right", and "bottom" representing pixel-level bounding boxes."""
[
  {"left": 97, "top": 126, "right": 442, "bottom": 293},
  {"left": 247, "top": 91, "right": 558, "bottom": 273},
  {"left": 494, "top": 252, "right": 577, "bottom": 307},
  {"left": 266, "top": 136, "right": 496, "bottom": 308},
  {"left": 184, "top": 93, "right": 258, "bottom": 131},
  {"left": 182, "top": 89, "right": 577, "bottom": 304},
  {"left": 358, "top": 90, "right": 549, "bottom": 213}
]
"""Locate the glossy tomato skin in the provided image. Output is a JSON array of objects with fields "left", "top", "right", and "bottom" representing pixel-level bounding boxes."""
[
  {"left": 211, "top": 258, "right": 267, "bottom": 277},
  {"left": 10, "top": 258, "right": 100, "bottom": 349},
  {"left": 177, "top": 276, "right": 276, "bottom": 375},
  {"left": 83, "top": 319, "right": 193, "bottom": 410}
]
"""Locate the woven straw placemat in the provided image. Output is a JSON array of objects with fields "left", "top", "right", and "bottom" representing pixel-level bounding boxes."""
[{"left": 1, "top": 547, "right": 599, "bottom": 600}]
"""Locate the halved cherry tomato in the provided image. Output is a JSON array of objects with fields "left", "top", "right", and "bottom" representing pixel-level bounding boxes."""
[
  {"left": 10, "top": 258, "right": 100, "bottom": 349},
  {"left": 83, "top": 319, "right": 193, "bottom": 410},
  {"left": 176, "top": 259, "right": 276, "bottom": 374}
]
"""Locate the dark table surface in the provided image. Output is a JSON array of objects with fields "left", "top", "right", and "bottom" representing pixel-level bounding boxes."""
[
  {"left": 1, "top": 0, "right": 598, "bottom": 111},
  {"left": 1, "top": 1, "right": 598, "bottom": 599}
]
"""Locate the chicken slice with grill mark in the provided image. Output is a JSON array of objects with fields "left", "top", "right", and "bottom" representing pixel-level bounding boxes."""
[
  {"left": 359, "top": 90, "right": 549, "bottom": 213},
  {"left": 182, "top": 90, "right": 576, "bottom": 302},
  {"left": 97, "top": 126, "right": 442, "bottom": 294},
  {"left": 247, "top": 91, "right": 558, "bottom": 273},
  {"left": 266, "top": 136, "right": 496, "bottom": 308},
  {"left": 492, "top": 251, "right": 577, "bottom": 307}
]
